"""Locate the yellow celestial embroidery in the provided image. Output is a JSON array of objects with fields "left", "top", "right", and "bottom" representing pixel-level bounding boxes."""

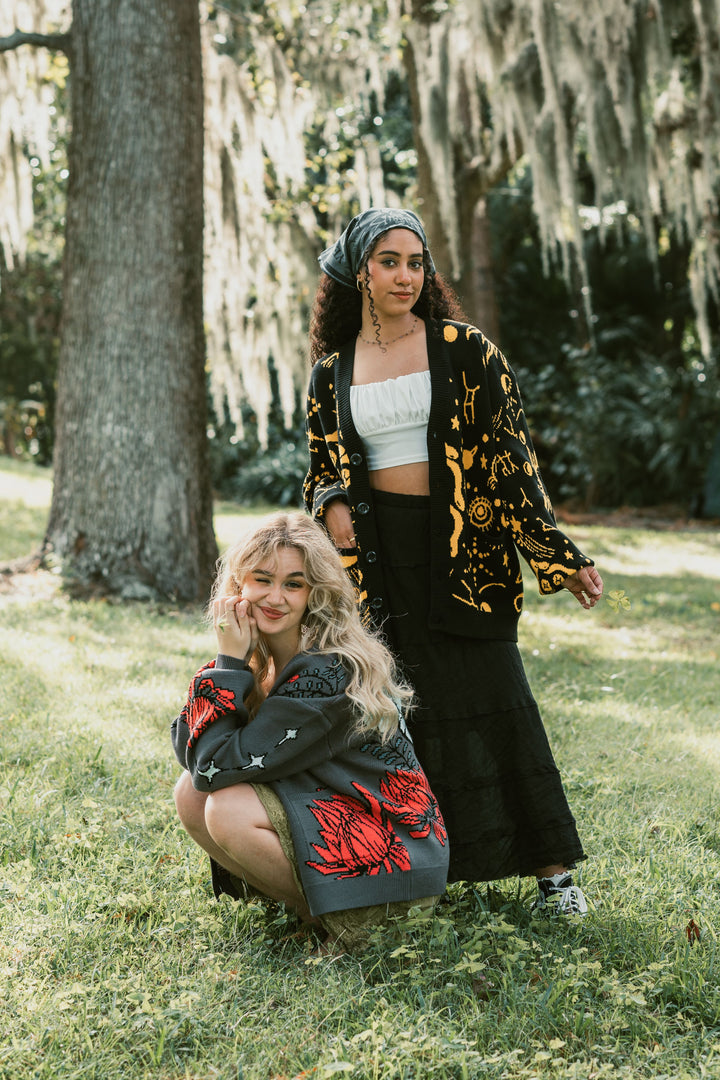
[
  {"left": 463, "top": 371, "right": 480, "bottom": 424},
  {"left": 322, "top": 429, "right": 341, "bottom": 469},
  {"left": 445, "top": 444, "right": 466, "bottom": 513},
  {"left": 452, "top": 578, "right": 479, "bottom": 610},
  {"left": 468, "top": 495, "right": 492, "bottom": 529},
  {"left": 449, "top": 504, "right": 463, "bottom": 558},
  {"left": 523, "top": 534, "right": 560, "bottom": 559},
  {"left": 490, "top": 450, "right": 519, "bottom": 489},
  {"left": 306, "top": 426, "right": 326, "bottom": 447},
  {"left": 486, "top": 341, "right": 501, "bottom": 362},
  {"left": 533, "top": 561, "right": 578, "bottom": 590}
]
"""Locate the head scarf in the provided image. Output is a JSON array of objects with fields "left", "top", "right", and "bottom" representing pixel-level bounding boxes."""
[{"left": 318, "top": 208, "right": 436, "bottom": 289}]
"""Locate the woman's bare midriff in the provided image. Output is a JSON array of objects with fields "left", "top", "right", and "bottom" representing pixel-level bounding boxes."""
[{"left": 368, "top": 461, "right": 430, "bottom": 495}]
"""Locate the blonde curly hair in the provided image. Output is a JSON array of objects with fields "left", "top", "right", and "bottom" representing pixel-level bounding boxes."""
[{"left": 210, "top": 511, "right": 413, "bottom": 738}]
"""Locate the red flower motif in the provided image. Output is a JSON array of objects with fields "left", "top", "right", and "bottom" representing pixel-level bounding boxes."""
[
  {"left": 371, "top": 769, "right": 447, "bottom": 845},
  {"left": 184, "top": 677, "right": 237, "bottom": 746},
  {"left": 306, "top": 793, "right": 411, "bottom": 878}
]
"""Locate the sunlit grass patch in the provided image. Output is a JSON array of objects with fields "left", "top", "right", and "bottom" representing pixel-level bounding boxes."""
[
  {"left": 0, "top": 461, "right": 53, "bottom": 562},
  {"left": 1, "top": 460, "right": 720, "bottom": 1078},
  {"left": 0, "top": 457, "right": 53, "bottom": 503},
  {"left": 0, "top": 500, "right": 47, "bottom": 563},
  {"left": 214, "top": 498, "right": 283, "bottom": 552}
]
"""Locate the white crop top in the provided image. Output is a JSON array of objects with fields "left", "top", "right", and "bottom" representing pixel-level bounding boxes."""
[{"left": 350, "top": 369, "right": 431, "bottom": 470}]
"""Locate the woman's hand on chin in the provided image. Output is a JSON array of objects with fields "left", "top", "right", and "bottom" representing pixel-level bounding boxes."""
[{"left": 214, "top": 596, "right": 258, "bottom": 660}]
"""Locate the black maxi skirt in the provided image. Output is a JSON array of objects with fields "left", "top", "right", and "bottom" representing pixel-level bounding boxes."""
[{"left": 372, "top": 490, "right": 586, "bottom": 884}]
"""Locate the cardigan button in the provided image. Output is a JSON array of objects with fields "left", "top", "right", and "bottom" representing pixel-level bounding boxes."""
[
  {"left": 350, "top": 453, "right": 363, "bottom": 465},
  {"left": 357, "top": 502, "right": 370, "bottom": 514},
  {"left": 366, "top": 550, "right": 377, "bottom": 563},
  {"left": 370, "top": 597, "right": 383, "bottom": 609}
]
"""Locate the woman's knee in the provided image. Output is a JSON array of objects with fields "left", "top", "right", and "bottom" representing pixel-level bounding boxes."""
[
  {"left": 205, "top": 784, "right": 266, "bottom": 850},
  {"left": 174, "top": 772, "right": 208, "bottom": 836}
]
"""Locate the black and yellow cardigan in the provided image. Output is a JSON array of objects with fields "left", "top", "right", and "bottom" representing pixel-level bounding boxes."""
[{"left": 303, "top": 320, "right": 593, "bottom": 642}]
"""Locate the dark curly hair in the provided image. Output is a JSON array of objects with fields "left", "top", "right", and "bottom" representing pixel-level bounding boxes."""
[{"left": 309, "top": 246, "right": 468, "bottom": 364}]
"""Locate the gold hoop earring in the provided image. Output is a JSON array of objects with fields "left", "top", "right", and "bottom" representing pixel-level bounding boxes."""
[{"left": 356, "top": 279, "right": 363, "bottom": 292}]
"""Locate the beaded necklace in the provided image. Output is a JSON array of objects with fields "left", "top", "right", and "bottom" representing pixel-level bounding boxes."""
[{"left": 357, "top": 316, "right": 418, "bottom": 353}]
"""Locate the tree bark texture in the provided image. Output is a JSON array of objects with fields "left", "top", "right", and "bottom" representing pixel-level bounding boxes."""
[
  {"left": 47, "top": 0, "right": 217, "bottom": 600},
  {"left": 402, "top": 10, "right": 505, "bottom": 345}
]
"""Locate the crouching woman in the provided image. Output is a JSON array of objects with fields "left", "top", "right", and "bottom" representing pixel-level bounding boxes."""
[{"left": 171, "top": 512, "right": 449, "bottom": 951}]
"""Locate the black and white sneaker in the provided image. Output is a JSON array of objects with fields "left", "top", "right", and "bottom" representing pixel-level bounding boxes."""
[{"left": 530, "top": 872, "right": 588, "bottom": 917}]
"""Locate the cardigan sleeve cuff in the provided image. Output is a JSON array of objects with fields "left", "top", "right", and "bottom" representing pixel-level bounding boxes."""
[
  {"left": 313, "top": 482, "right": 348, "bottom": 518},
  {"left": 215, "top": 653, "right": 250, "bottom": 671}
]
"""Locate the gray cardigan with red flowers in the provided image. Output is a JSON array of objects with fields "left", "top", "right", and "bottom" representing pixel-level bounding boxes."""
[
  {"left": 171, "top": 650, "right": 449, "bottom": 917},
  {"left": 303, "top": 319, "right": 593, "bottom": 641}
]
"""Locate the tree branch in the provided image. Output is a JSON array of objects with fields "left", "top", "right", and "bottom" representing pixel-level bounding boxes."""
[{"left": 0, "top": 28, "right": 71, "bottom": 54}]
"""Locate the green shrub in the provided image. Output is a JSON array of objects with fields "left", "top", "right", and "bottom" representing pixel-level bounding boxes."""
[
  {"left": 207, "top": 363, "right": 308, "bottom": 508},
  {"left": 491, "top": 166, "right": 720, "bottom": 509},
  {"left": 226, "top": 437, "right": 307, "bottom": 507}
]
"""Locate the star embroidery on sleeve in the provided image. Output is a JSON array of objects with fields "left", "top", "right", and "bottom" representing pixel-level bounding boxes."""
[
  {"left": 197, "top": 760, "right": 221, "bottom": 783},
  {"left": 276, "top": 728, "right": 299, "bottom": 747},
  {"left": 241, "top": 754, "right": 266, "bottom": 770}
]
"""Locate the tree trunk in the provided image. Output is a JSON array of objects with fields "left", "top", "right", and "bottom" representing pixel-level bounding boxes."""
[
  {"left": 402, "top": 5, "right": 506, "bottom": 345},
  {"left": 46, "top": 0, "right": 217, "bottom": 600},
  {"left": 460, "top": 196, "right": 501, "bottom": 346}
]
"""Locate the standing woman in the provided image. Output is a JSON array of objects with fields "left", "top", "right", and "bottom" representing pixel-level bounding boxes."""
[{"left": 303, "top": 208, "right": 604, "bottom": 914}]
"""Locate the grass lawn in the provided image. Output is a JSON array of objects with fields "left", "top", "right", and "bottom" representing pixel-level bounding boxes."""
[{"left": 1, "top": 459, "right": 719, "bottom": 1079}]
